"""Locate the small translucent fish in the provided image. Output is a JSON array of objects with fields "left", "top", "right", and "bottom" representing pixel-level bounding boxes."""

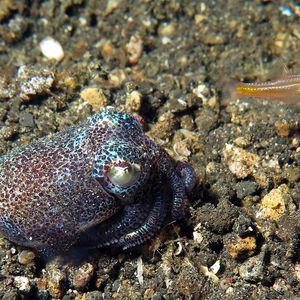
[{"left": 232, "top": 74, "right": 300, "bottom": 105}]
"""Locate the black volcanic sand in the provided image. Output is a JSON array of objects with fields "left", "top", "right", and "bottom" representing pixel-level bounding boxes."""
[{"left": 0, "top": 1, "right": 300, "bottom": 299}]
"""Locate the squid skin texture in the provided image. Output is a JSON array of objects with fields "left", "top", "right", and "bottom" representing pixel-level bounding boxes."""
[{"left": 0, "top": 110, "right": 196, "bottom": 256}]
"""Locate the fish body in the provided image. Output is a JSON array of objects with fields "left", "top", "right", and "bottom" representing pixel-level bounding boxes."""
[{"left": 233, "top": 74, "right": 300, "bottom": 104}]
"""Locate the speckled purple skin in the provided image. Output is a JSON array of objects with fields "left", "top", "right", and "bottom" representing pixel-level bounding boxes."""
[{"left": 0, "top": 110, "right": 195, "bottom": 256}]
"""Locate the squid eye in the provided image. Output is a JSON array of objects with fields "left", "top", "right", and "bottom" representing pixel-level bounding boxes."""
[{"left": 107, "top": 163, "right": 141, "bottom": 187}]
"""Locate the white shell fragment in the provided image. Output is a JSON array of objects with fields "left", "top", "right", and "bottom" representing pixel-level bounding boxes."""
[
  {"left": 39, "top": 37, "right": 64, "bottom": 61},
  {"left": 136, "top": 256, "right": 144, "bottom": 284}
]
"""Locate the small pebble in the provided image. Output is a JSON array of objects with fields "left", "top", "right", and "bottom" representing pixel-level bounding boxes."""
[
  {"left": 180, "top": 115, "right": 194, "bottom": 131},
  {"left": 274, "top": 120, "right": 291, "bottom": 137},
  {"left": 70, "top": 262, "right": 94, "bottom": 290},
  {"left": 80, "top": 87, "right": 109, "bottom": 111},
  {"left": 225, "top": 235, "right": 257, "bottom": 259},
  {"left": 235, "top": 181, "right": 258, "bottom": 200},
  {"left": 85, "top": 290, "right": 103, "bottom": 300},
  {"left": 46, "top": 262, "right": 67, "bottom": 298},
  {"left": 201, "top": 32, "right": 227, "bottom": 45},
  {"left": 108, "top": 69, "right": 127, "bottom": 88},
  {"left": 14, "top": 276, "right": 31, "bottom": 293},
  {"left": 126, "top": 33, "right": 143, "bottom": 64},
  {"left": 257, "top": 184, "right": 294, "bottom": 221},
  {"left": 149, "top": 111, "right": 176, "bottom": 141},
  {"left": 18, "top": 250, "right": 36, "bottom": 265},
  {"left": 195, "top": 108, "right": 218, "bottom": 134},
  {"left": 158, "top": 23, "right": 176, "bottom": 36},
  {"left": 125, "top": 90, "right": 142, "bottom": 113},
  {"left": 40, "top": 37, "right": 64, "bottom": 61},
  {"left": 2, "top": 290, "right": 20, "bottom": 300},
  {"left": 233, "top": 136, "right": 251, "bottom": 148},
  {"left": 193, "top": 224, "right": 204, "bottom": 244},
  {"left": 144, "top": 288, "right": 155, "bottom": 299},
  {"left": 272, "top": 278, "right": 289, "bottom": 294},
  {"left": 104, "top": 0, "right": 121, "bottom": 15},
  {"left": 239, "top": 252, "right": 266, "bottom": 282},
  {"left": 17, "top": 65, "right": 54, "bottom": 101},
  {"left": 223, "top": 144, "right": 259, "bottom": 179}
]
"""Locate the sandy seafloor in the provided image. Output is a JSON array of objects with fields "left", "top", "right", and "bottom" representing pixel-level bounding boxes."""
[{"left": 1, "top": 0, "right": 300, "bottom": 299}]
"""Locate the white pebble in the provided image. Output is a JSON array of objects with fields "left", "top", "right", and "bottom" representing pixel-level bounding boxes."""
[
  {"left": 39, "top": 37, "right": 64, "bottom": 61},
  {"left": 14, "top": 276, "right": 31, "bottom": 292},
  {"left": 136, "top": 256, "right": 143, "bottom": 284}
]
